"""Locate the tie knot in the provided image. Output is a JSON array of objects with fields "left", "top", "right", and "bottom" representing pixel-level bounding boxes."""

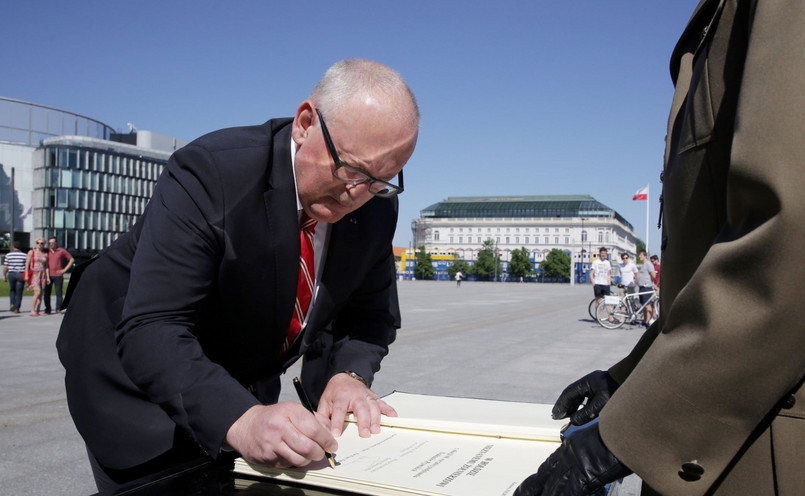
[{"left": 301, "top": 213, "right": 317, "bottom": 234}]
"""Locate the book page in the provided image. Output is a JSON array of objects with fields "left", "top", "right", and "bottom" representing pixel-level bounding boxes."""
[
  {"left": 236, "top": 421, "right": 558, "bottom": 496},
  {"left": 375, "top": 391, "right": 566, "bottom": 441}
]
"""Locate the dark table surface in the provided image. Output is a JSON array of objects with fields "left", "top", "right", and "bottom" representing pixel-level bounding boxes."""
[{"left": 112, "top": 457, "right": 363, "bottom": 496}]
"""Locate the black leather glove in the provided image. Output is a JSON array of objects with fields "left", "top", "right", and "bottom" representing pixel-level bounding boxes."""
[
  {"left": 513, "top": 422, "right": 631, "bottom": 496},
  {"left": 552, "top": 371, "right": 618, "bottom": 426}
]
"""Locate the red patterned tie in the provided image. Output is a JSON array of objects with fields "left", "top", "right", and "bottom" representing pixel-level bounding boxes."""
[{"left": 282, "top": 213, "right": 317, "bottom": 354}]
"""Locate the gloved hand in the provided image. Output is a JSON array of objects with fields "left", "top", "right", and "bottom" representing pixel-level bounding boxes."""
[
  {"left": 552, "top": 371, "right": 618, "bottom": 426},
  {"left": 513, "top": 422, "right": 631, "bottom": 496}
]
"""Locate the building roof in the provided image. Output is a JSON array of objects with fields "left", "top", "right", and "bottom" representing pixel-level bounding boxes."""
[{"left": 419, "top": 195, "right": 633, "bottom": 230}]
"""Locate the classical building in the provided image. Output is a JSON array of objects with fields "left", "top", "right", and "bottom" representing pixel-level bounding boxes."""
[
  {"left": 0, "top": 97, "right": 186, "bottom": 259},
  {"left": 408, "top": 195, "right": 637, "bottom": 280}
]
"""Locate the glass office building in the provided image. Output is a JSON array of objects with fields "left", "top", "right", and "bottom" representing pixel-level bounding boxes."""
[
  {"left": 33, "top": 136, "right": 171, "bottom": 255},
  {"left": 1, "top": 97, "right": 184, "bottom": 258}
]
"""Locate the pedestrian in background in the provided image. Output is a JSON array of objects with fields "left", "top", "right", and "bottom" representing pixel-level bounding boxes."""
[
  {"left": 3, "top": 241, "right": 26, "bottom": 313},
  {"left": 25, "top": 238, "right": 49, "bottom": 316},
  {"left": 44, "top": 236, "right": 74, "bottom": 314}
]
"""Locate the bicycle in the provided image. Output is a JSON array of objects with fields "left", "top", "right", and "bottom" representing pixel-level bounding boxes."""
[
  {"left": 596, "top": 288, "right": 659, "bottom": 329},
  {"left": 587, "top": 298, "right": 599, "bottom": 320},
  {"left": 587, "top": 284, "right": 622, "bottom": 320}
]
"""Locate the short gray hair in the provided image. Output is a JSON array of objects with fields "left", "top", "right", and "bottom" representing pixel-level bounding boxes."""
[{"left": 310, "top": 59, "right": 419, "bottom": 129}]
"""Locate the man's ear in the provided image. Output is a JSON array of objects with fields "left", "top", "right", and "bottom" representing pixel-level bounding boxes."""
[{"left": 292, "top": 100, "right": 316, "bottom": 146}]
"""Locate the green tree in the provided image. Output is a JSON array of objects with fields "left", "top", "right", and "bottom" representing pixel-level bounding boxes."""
[
  {"left": 540, "top": 249, "right": 571, "bottom": 280},
  {"left": 447, "top": 257, "right": 471, "bottom": 280},
  {"left": 414, "top": 246, "right": 435, "bottom": 280},
  {"left": 471, "top": 239, "right": 501, "bottom": 280},
  {"left": 507, "top": 247, "right": 534, "bottom": 279},
  {"left": 635, "top": 238, "right": 646, "bottom": 256}
]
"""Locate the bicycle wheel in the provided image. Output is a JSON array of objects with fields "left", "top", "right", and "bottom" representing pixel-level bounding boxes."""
[
  {"left": 596, "top": 299, "right": 628, "bottom": 329},
  {"left": 588, "top": 299, "right": 598, "bottom": 320}
]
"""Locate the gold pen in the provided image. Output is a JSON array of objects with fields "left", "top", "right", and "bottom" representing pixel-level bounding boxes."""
[{"left": 293, "top": 377, "right": 336, "bottom": 468}]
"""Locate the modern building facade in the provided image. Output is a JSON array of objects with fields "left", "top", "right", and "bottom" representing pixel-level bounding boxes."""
[
  {"left": 408, "top": 195, "right": 638, "bottom": 280},
  {"left": 0, "top": 97, "right": 186, "bottom": 259}
]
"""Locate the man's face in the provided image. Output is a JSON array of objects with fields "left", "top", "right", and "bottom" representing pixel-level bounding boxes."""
[
  {"left": 48, "top": 239, "right": 57, "bottom": 250},
  {"left": 292, "top": 99, "right": 417, "bottom": 224},
  {"left": 599, "top": 251, "right": 607, "bottom": 260},
  {"left": 639, "top": 252, "right": 647, "bottom": 262}
]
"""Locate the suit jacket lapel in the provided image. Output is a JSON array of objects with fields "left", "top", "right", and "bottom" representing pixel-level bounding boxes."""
[{"left": 263, "top": 123, "right": 300, "bottom": 345}]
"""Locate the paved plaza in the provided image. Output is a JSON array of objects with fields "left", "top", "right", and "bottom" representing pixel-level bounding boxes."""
[{"left": 0, "top": 280, "right": 645, "bottom": 495}]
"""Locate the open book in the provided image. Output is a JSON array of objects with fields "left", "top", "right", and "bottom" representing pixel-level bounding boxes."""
[{"left": 233, "top": 391, "right": 566, "bottom": 496}]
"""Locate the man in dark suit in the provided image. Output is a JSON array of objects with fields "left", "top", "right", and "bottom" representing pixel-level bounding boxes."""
[
  {"left": 56, "top": 58, "right": 420, "bottom": 493},
  {"left": 515, "top": 1, "right": 804, "bottom": 495}
]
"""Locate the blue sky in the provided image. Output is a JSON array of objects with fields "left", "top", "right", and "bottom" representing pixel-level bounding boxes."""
[{"left": 4, "top": 1, "right": 701, "bottom": 255}]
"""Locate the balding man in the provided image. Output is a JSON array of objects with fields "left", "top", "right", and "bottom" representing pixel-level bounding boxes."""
[{"left": 57, "top": 59, "right": 419, "bottom": 493}]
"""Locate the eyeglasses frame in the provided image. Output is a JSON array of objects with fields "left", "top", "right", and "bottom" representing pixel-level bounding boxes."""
[{"left": 315, "top": 108, "right": 404, "bottom": 198}]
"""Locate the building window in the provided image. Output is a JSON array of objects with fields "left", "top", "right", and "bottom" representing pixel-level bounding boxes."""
[
  {"left": 544, "top": 236, "right": 549, "bottom": 244},
  {"left": 565, "top": 237, "right": 569, "bottom": 244},
  {"left": 434, "top": 231, "right": 440, "bottom": 241}
]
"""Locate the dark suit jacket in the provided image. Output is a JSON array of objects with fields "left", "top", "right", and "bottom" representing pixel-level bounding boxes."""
[
  {"left": 56, "top": 118, "right": 401, "bottom": 470},
  {"left": 599, "top": 1, "right": 805, "bottom": 494}
]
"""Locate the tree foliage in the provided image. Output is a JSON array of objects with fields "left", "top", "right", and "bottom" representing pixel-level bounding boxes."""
[
  {"left": 540, "top": 249, "right": 571, "bottom": 280},
  {"left": 507, "top": 247, "right": 534, "bottom": 279},
  {"left": 414, "top": 246, "right": 435, "bottom": 280},
  {"left": 447, "top": 257, "right": 471, "bottom": 280},
  {"left": 635, "top": 238, "right": 646, "bottom": 257},
  {"left": 471, "top": 239, "right": 501, "bottom": 280}
]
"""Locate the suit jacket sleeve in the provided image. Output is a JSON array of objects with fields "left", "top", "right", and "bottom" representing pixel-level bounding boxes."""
[
  {"left": 328, "top": 243, "right": 400, "bottom": 386},
  {"left": 115, "top": 140, "right": 260, "bottom": 457},
  {"left": 600, "top": 1, "right": 805, "bottom": 494}
]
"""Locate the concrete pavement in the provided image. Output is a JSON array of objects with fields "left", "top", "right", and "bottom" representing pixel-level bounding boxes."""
[{"left": 0, "top": 281, "right": 645, "bottom": 495}]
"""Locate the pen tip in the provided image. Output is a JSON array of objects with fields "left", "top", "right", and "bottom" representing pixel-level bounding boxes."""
[{"left": 328, "top": 455, "right": 336, "bottom": 469}]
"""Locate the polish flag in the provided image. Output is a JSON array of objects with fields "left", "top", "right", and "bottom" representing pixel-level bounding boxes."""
[{"left": 632, "top": 186, "right": 648, "bottom": 201}]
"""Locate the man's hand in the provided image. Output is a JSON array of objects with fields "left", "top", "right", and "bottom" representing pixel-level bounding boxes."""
[
  {"left": 317, "top": 372, "right": 397, "bottom": 438},
  {"left": 225, "top": 402, "right": 337, "bottom": 468},
  {"left": 513, "top": 423, "right": 631, "bottom": 496},
  {"left": 552, "top": 370, "right": 619, "bottom": 426}
]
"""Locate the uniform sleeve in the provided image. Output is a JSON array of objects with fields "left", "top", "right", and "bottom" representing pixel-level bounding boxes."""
[{"left": 601, "top": 1, "right": 805, "bottom": 494}]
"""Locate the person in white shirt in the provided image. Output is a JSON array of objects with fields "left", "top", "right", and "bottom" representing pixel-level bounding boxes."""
[
  {"left": 617, "top": 253, "right": 638, "bottom": 300},
  {"left": 590, "top": 247, "right": 612, "bottom": 305}
]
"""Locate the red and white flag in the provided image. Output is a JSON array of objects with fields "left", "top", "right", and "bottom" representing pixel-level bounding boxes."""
[{"left": 632, "top": 185, "right": 648, "bottom": 201}]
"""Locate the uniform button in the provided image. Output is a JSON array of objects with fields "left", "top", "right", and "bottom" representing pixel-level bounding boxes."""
[
  {"left": 782, "top": 394, "right": 796, "bottom": 409},
  {"left": 679, "top": 461, "right": 705, "bottom": 482}
]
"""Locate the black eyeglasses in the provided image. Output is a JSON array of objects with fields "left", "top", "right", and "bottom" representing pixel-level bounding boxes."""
[{"left": 316, "top": 108, "right": 404, "bottom": 198}]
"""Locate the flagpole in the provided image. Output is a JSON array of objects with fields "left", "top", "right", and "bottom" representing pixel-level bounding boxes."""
[{"left": 646, "top": 185, "right": 650, "bottom": 256}]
